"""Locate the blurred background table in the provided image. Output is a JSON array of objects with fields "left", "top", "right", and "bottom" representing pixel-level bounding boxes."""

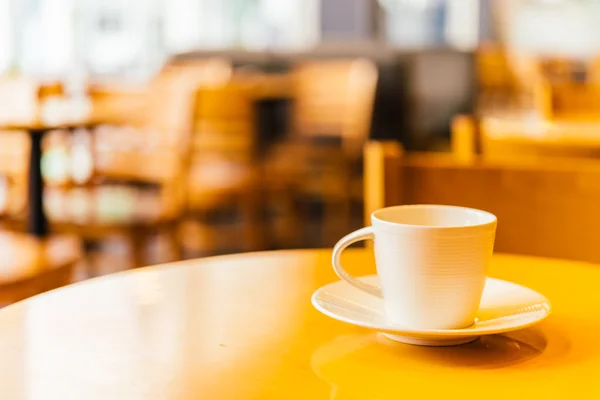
[
  {"left": 0, "top": 121, "right": 98, "bottom": 237},
  {"left": 0, "top": 248, "right": 594, "bottom": 399},
  {"left": 0, "top": 231, "right": 80, "bottom": 304},
  {"left": 479, "top": 115, "right": 600, "bottom": 161}
]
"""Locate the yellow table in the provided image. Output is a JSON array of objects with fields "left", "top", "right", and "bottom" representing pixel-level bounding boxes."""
[{"left": 0, "top": 249, "right": 596, "bottom": 399}]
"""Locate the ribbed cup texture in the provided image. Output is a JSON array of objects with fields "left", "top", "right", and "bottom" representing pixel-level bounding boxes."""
[{"left": 373, "top": 225, "right": 496, "bottom": 330}]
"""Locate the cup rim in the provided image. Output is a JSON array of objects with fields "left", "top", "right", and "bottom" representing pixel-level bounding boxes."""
[{"left": 371, "top": 204, "right": 497, "bottom": 230}]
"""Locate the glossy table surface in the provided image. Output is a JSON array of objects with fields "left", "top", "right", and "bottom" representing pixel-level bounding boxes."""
[{"left": 0, "top": 248, "right": 596, "bottom": 399}]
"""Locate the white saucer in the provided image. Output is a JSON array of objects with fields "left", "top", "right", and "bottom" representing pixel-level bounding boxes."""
[{"left": 312, "top": 276, "right": 551, "bottom": 346}]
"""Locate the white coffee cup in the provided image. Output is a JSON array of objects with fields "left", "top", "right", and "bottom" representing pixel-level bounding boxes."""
[{"left": 332, "top": 204, "right": 497, "bottom": 330}]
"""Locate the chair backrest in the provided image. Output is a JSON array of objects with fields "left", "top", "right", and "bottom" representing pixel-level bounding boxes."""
[
  {"left": 186, "top": 81, "right": 258, "bottom": 210},
  {"left": 149, "top": 58, "right": 233, "bottom": 142},
  {"left": 476, "top": 44, "right": 519, "bottom": 93},
  {"left": 191, "top": 82, "right": 256, "bottom": 164},
  {"left": 364, "top": 140, "right": 600, "bottom": 263},
  {"left": 291, "top": 58, "right": 378, "bottom": 158},
  {"left": 475, "top": 45, "right": 534, "bottom": 113},
  {"left": 92, "top": 59, "right": 233, "bottom": 185}
]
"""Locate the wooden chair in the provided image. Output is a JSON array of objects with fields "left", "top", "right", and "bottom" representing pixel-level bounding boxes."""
[
  {"left": 291, "top": 58, "right": 378, "bottom": 158},
  {"left": 0, "top": 231, "right": 81, "bottom": 304},
  {"left": 183, "top": 81, "right": 264, "bottom": 255},
  {"left": 476, "top": 44, "right": 519, "bottom": 95},
  {"left": 476, "top": 44, "right": 532, "bottom": 113},
  {"left": 0, "top": 61, "right": 233, "bottom": 269},
  {"left": 34, "top": 69, "right": 205, "bottom": 269},
  {"left": 267, "top": 58, "right": 378, "bottom": 246},
  {"left": 62, "top": 60, "right": 234, "bottom": 267},
  {"left": 364, "top": 140, "right": 600, "bottom": 263},
  {"left": 476, "top": 45, "right": 563, "bottom": 118},
  {"left": 91, "top": 58, "right": 233, "bottom": 181}
]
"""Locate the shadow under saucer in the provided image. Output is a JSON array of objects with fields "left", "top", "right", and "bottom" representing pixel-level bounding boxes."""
[{"left": 311, "top": 328, "right": 551, "bottom": 400}]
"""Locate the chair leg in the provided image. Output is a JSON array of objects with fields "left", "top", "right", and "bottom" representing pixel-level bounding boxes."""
[
  {"left": 240, "top": 191, "right": 264, "bottom": 251},
  {"left": 277, "top": 189, "right": 301, "bottom": 248},
  {"left": 128, "top": 228, "right": 146, "bottom": 268},
  {"left": 180, "top": 216, "right": 218, "bottom": 257},
  {"left": 322, "top": 198, "right": 351, "bottom": 247},
  {"left": 81, "top": 240, "right": 97, "bottom": 279},
  {"left": 165, "top": 222, "right": 181, "bottom": 261}
]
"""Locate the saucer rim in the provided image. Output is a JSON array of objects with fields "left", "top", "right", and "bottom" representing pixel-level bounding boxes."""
[{"left": 311, "top": 276, "right": 551, "bottom": 338}]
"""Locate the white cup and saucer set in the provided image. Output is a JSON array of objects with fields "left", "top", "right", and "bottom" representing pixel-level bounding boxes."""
[{"left": 312, "top": 205, "right": 551, "bottom": 346}]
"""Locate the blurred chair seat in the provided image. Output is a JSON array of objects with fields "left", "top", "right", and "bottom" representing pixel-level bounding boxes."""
[
  {"left": 44, "top": 185, "right": 179, "bottom": 227},
  {"left": 45, "top": 184, "right": 181, "bottom": 270},
  {"left": 186, "top": 158, "right": 261, "bottom": 254},
  {"left": 266, "top": 140, "right": 351, "bottom": 199},
  {"left": 187, "top": 158, "right": 256, "bottom": 206},
  {"left": 94, "top": 146, "right": 184, "bottom": 184},
  {"left": 88, "top": 83, "right": 149, "bottom": 126},
  {"left": 0, "top": 231, "right": 80, "bottom": 304},
  {"left": 185, "top": 162, "right": 262, "bottom": 254}
]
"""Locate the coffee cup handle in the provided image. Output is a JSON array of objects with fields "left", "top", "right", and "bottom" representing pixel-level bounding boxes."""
[{"left": 332, "top": 226, "right": 382, "bottom": 298}]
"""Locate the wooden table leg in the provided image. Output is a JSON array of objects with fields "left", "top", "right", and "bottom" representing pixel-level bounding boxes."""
[{"left": 28, "top": 130, "right": 48, "bottom": 237}]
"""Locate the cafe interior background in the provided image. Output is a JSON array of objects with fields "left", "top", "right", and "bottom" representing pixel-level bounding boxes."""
[{"left": 0, "top": 0, "right": 597, "bottom": 286}]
